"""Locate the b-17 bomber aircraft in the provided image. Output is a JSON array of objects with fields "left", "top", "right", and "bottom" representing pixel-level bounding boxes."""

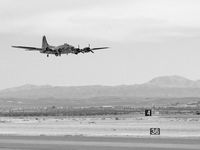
[{"left": 12, "top": 36, "right": 109, "bottom": 57}]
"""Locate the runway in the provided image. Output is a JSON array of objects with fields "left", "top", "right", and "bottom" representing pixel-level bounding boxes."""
[{"left": 0, "top": 135, "right": 199, "bottom": 150}]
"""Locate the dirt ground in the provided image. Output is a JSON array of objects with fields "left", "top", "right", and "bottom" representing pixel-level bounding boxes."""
[{"left": 0, "top": 115, "right": 199, "bottom": 137}]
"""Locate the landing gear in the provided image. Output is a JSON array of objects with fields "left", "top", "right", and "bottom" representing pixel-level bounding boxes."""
[{"left": 47, "top": 54, "right": 49, "bottom": 57}]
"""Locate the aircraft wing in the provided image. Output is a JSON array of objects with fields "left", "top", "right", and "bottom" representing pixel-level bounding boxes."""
[
  {"left": 12, "top": 46, "right": 42, "bottom": 51},
  {"left": 91, "top": 47, "right": 109, "bottom": 50}
]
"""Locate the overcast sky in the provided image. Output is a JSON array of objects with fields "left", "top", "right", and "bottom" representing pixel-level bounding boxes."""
[{"left": 0, "top": 0, "right": 200, "bottom": 89}]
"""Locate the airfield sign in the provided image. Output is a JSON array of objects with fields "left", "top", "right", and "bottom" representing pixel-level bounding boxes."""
[
  {"left": 145, "top": 109, "right": 152, "bottom": 116},
  {"left": 150, "top": 128, "right": 160, "bottom": 135}
]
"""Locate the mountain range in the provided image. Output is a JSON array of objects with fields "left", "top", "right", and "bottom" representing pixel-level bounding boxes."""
[{"left": 1, "top": 75, "right": 200, "bottom": 107}]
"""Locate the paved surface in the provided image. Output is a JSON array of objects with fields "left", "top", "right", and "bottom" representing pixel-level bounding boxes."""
[{"left": 0, "top": 135, "right": 199, "bottom": 150}]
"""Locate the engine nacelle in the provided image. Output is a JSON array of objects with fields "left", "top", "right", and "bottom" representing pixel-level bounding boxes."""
[{"left": 83, "top": 47, "right": 90, "bottom": 52}]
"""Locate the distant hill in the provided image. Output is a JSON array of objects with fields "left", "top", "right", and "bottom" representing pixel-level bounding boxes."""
[
  {"left": 146, "top": 75, "right": 200, "bottom": 88},
  {"left": 1, "top": 76, "right": 200, "bottom": 107}
]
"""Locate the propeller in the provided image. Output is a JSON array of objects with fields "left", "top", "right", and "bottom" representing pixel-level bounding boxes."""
[
  {"left": 81, "top": 44, "right": 94, "bottom": 53},
  {"left": 88, "top": 44, "right": 95, "bottom": 53},
  {"left": 73, "top": 45, "right": 81, "bottom": 54}
]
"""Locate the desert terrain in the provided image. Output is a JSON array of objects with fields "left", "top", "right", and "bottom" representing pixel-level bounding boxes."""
[{"left": 0, "top": 114, "right": 199, "bottom": 137}]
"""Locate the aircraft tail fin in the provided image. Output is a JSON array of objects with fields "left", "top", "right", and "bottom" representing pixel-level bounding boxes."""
[{"left": 42, "top": 35, "right": 49, "bottom": 50}]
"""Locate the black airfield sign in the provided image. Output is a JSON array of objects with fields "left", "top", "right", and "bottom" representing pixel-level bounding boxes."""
[
  {"left": 145, "top": 109, "right": 152, "bottom": 116},
  {"left": 150, "top": 128, "right": 160, "bottom": 135}
]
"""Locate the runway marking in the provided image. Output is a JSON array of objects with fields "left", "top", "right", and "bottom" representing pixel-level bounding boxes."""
[{"left": 0, "top": 139, "right": 199, "bottom": 149}]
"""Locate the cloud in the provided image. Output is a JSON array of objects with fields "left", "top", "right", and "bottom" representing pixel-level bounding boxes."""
[{"left": 1, "top": 0, "right": 200, "bottom": 43}]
